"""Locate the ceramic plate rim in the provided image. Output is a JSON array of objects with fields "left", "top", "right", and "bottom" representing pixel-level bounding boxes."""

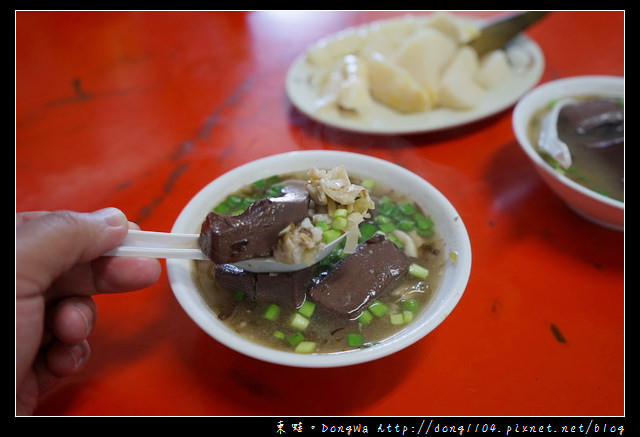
[{"left": 285, "top": 15, "right": 545, "bottom": 135}]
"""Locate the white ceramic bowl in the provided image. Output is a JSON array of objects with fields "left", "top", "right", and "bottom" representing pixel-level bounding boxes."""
[
  {"left": 512, "top": 75, "right": 624, "bottom": 230},
  {"left": 167, "top": 151, "right": 471, "bottom": 367}
]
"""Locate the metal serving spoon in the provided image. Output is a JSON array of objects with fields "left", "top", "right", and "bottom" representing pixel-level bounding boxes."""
[
  {"left": 468, "top": 11, "right": 549, "bottom": 56},
  {"left": 104, "top": 229, "right": 346, "bottom": 273}
]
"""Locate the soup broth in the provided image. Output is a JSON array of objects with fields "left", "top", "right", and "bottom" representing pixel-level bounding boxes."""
[{"left": 193, "top": 171, "right": 446, "bottom": 354}]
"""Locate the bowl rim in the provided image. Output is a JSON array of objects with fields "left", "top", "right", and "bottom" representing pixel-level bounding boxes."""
[
  {"left": 166, "top": 150, "right": 472, "bottom": 368},
  {"left": 512, "top": 75, "right": 624, "bottom": 212}
]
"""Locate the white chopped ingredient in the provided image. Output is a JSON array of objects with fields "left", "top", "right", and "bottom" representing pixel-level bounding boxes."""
[
  {"left": 391, "top": 229, "right": 418, "bottom": 258},
  {"left": 273, "top": 218, "right": 322, "bottom": 265},
  {"left": 274, "top": 166, "right": 375, "bottom": 264},
  {"left": 306, "top": 165, "right": 374, "bottom": 210}
]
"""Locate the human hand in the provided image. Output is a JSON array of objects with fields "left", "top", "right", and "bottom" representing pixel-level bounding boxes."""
[{"left": 15, "top": 208, "right": 162, "bottom": 415}]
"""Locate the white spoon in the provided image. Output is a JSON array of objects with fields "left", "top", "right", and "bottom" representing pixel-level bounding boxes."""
[{"left": 104, "top": 229, "right": 346, "bottom": 273}]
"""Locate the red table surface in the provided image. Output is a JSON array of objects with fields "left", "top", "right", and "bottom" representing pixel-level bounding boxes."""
[{"left": 16, "top": 11, "right": 624, "bottom": 417}]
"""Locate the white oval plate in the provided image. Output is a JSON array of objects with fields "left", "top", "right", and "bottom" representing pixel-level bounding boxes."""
[{"left": 286, "top": 16, "right": 545, "bottom": 135}]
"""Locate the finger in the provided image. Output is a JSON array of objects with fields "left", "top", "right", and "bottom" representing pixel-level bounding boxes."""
[
  {"left": 92, "top": 256, "right": 162, "bottom": 292},
  {"left": 45, "top": 296, "right": 96, "bottom": 344},
  {"left": 38, "top": 218, "right": 156, "bottom": 298},
  {"left": 30, "top": 339, "right": 92, "bottom": 400},
  {"left": 45, "top": 340, "right": 91, "bottom": 377},
  {"left": 48, "top": 255, "right": 161, "bottom": 298},
  {"left": 15, "top": 208, "right": 129, "bottom": 300},
  {"left": 16, "top": 210, "right": 51, "bottom": 226}
]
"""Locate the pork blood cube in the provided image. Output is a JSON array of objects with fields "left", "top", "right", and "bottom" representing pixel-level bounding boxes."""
[
  {"left": 213, "top": 264, "right": 255, "bottom": 296},
  {"left": 213, "top": 264, "right": 312, "bottom": 308},
  {"left": 309, "top": 234, "right": 411, "bottom": 318},
  {"left": 254, "top": 268, "right": 312, "bottom": 308},
  {"left": 199, "top": 182, "right": 310, "bottom": 263}
]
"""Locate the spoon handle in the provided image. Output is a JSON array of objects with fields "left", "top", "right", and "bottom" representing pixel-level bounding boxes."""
[
  {"left": 104, "top": 229, "right": 346, "bottom": 270},
  {"left": 104, "top": 229, "right": 209, "bottom": 260}
]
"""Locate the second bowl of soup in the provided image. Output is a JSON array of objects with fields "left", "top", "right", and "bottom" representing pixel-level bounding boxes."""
[
  {"left": 512, "top": 75, "right": 624, "bottom": 230},
  {"left": 167, "top": 150, "right": 471, "bottom": 367}
]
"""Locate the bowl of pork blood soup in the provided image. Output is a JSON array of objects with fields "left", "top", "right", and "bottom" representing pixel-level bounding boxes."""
[
  {"left": 513, "top": 75, "right": 624, "bottom": 230},
  {"left": 167, "top": 150, "right": 471, "bottom": 367}
]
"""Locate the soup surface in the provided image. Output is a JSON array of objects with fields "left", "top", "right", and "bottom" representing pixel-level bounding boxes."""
[
  {"left": 193, "top": 170, "right": 446, "bottom": 354},
  {"left": 528, "top": 95, "right": 624, "bottom": 202}
]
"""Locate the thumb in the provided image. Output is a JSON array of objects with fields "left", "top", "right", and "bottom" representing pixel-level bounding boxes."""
[{"left": 15, "top": 208, "right": 129, "bottom": 299}]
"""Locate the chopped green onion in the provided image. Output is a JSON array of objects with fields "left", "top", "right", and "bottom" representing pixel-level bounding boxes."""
[
  {"left": 390, "top": 313, "right": 405, "bottom": 325},
  {"left": 398, "top": 203, "right": 416, "bottom": 216},
  {"left": 226, "top": 195, "right": 244, "bottom": 207},
  {"left": 252, "top": 175, "right": 281, "bottom": 189},
  {"left": 287, "top": 332, "right": 305, "bottom": 347},
  {"left": 213, "top": 203, "right": 232, "bottom": 214},
  {"left": 389, "top": 310, "right": 414, "bottom": 325},
  {"left": 358, "top": 222, "right": 378, "bottom": 242},
  {"left": 322, "top": 229, "right": 342, "bottom": 243},
  {"left": 233, "top": 290, "right": 245, "bottom": 301},
  {"left": 319, "top": 252, "right": 337, "bottom": 267},
  {"left": 333, "top": 208, "right": 348, "bottom": 218},
  {"left": 266, "top": 184, "right": 284, "bottom": 198},
  {"left": 240, "top": 197, "right": 256, "bottom": 211},
  {"left": 368, "top": 301, "right": 389, "bottom": 318},
  {"left": 377, "top": 197, "right": 395, "bottom": 216},
  {"left": 273, "top": 330, "right": 286, "bottom": 340},
  {"left": 392, "top": 209, "right": 406, "bottom": 223},
  {"left": 252, "top": 179, "right": 268, "bottom": 189},
  {"left": 358, "top": 309, "right": 373, "bottom": 325},
  {"left": 347, "top": 333, "right": 364, "bottom": 347},
  {"left": 402, "top": 299, "right": 419, "bottom": 312},
  {"left": 331, "top": 216, "right": 348, "bottom": 231},
  {"left": 318, "top": 245, "right": 347, "bottom": 268},
  {"left": 398, "top": 219, "right": 415, "bottom": 231},
  {"left": 378, "top": 222, "right": 395, "bottom": 233},
  {"left": 387, "top": 233, "right": 404, "bottom": 248},
  {"left": 376, "top": 215, "right": 392, "bottom": 225},
  {"left": 315, "top": 221, "right": 329, "bottom": 231},
  {"left": 409, "top": 263, "right": 429, "bottom": 279},
  {"left": 417, "top": 227, "right": 434, "bottom": 237},
  {"left": 414, "top": 214, "right": 434, "bottom": 230},
  {"left": 263, "top": 303, "right": 280, "bottom": 321},
  {"left": 294, "top": 341, "right": 317, "bottom": 354},
  {"left": 290, "top": 313, "right": 310, "bottom": 331},
  {"left": 402, "top": 310, "right": 414, "bottom": 324},
  {"left": 298, "top": 300, "right": 316, "bottom": 318},
  {"left": 361, "top": 179, "right": 375, "bottom": 190}
]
